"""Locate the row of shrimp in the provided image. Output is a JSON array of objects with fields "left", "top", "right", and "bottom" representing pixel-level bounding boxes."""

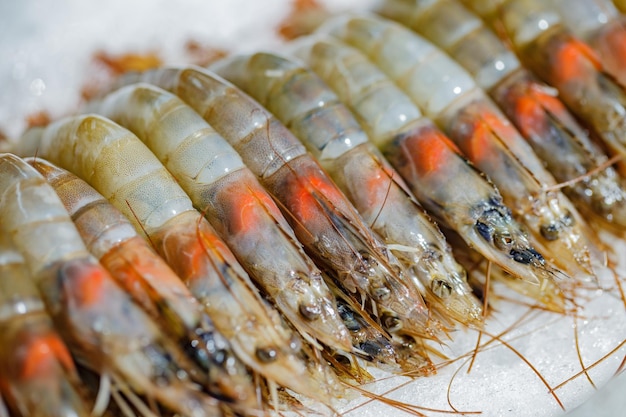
[{"left": 3, "top": 0, "right": 626, "bottom": 414}]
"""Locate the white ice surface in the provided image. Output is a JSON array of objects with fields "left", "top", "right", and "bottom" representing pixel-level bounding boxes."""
[{"left": 1, "top": 1, "right": 625, "bottom": 416}]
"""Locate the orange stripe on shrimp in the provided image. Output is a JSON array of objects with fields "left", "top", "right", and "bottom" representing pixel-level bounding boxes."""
[
  {"left": 69, "top": 262, "right": 107, "bottom": 307},
  {"left": 553, "top": 38, "right": 602, "bottom": 82},
  {"left": 412, "top": 128, "right": 461, "bottom": 177},
  {"left": 20, "top": 334, "right": 75, "bottom": 380},
  {"left": 515, "top": 85, "right": 568, "bottom": 139},
  {"left": 229, "top": 188, "right": 280, "bottom": 235}
]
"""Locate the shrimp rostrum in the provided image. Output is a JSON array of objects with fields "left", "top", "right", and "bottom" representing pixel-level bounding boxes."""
[
  {"left": 0, "top": 229, "right": 91, "bottom": 417},
  {"left": 0, "top": 153, "right": 222, "bottom": 417},
  {"left": 14, "top": 116, "right": 341, "bottom": 407},
  {"left": 114, "top": 66, "right": 438, "bottom": 342}
]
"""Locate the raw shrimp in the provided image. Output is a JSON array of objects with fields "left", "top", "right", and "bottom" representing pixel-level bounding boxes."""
[
  {"left": 377, "top": 1, "right": 626, "bottom": 232},
  {"left": 88, "top": 82, "right": 352, "bottom": 354},
  {"left": 212, "top": 50, "right": 483, "bottom": 329},
  {"left": 115, "top": 66, "right": 436, "bottom": 341},
  {"left": 322, "top": 14, "right": 599, "bottom": 280},
  {"left": 27, "top": 157, "right": 260, "bottom": 408},
  {"left": 555, "top": 0, "right": 626, "bottom": 87},
  {"left": 0, "top": 230, "right": 91, "bottom": 417},
  {"left": 0, "top": 153, "right": 221, "bottom": 417},
  {"left": 14, "top": 117, "right": 338, "bottom": 405},
  {"left": 465, "top": 0, "right": 626, "bottom": 177}
]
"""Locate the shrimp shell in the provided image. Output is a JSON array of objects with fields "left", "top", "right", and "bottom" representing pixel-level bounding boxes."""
[
  {"left": 0, "top": 153, "right": 221, "bottom": 417},
  {"left": 322, "top": 14, "right": 599, "bottom": 280},
  {"left": 115, "top": 66, "right": 437, "bottom": 341},
  {"left": 15, "top": 116, "right": 338, "bottom": 406},
  {"left": 286, "top": 37, "right": 483, "bottom": 327},
  {"left": 89, "top": 82, "right": 352, "bottom": 354},
  {"left": 0, "top": 230, "right": 91, "bottom": 417}
]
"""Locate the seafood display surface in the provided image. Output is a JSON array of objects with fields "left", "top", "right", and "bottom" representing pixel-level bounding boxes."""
[{"left": 1, "top": 1, "right": 626, "bottom": 416}]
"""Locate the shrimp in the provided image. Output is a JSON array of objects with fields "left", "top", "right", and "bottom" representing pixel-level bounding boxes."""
[
  {"left": 0, "top": 153, "right": 221, "bottom": 417},
  {"left": 0, "top": 230, "right": 91, "bottom": 417},
  {"left": 322, "top": 14, "right": 599, "bottom": 280},
  {"left": 555, "top": 0, "right": 626, "bottom": 87},
  {"left": 114, "top": 66, "right": 436, "bottom": 342},
  {"left": 211, "top": 50, "right": 483, "bottom": 329},
  {"left": 464, "top": 0, "right": 626, "bottom": 179},
  {"left": 14, "top": 117, "right": 339, "bottom": 406},
  {"left": 87, "top": 82, "right": 352, "bottom": 354},
  {"left": 377, "top": 2, "right": 626, "bottom": 235},
  {"left": 26, "top": 157, "right": 261, "bottom": 407}
]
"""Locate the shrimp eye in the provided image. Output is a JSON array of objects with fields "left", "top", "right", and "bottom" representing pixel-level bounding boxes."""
[
  {"left": 509, "top": 249, "right": 533, "bottom": 265},
  {"left": 562, "top": 210, "right": 574, "bottom": 227},
  {"left": 256, "top": 347, "right": 279, "bottom": 363},
  {"left": 540, "top": 222, "right": 560, "bottom": 241},
  {"left": 299, "top": 301, "right": 322, "bottom": 321},
  {"left": 359, "top": 340, "right": 385, "bottom": 358},
  {"left": 494, "top": 231, "right": 513, "bottom": 250},
  {"left": 475, "top": 221, "right": 493, "bottom": 243},
  {"left": 381, "top": 312, "right": 402, "bottom": 332},
  {"left": 431, "top": 279, "right": 453, "bottom": 299}
]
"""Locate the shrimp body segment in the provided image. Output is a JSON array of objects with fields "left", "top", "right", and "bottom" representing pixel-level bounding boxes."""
[
  {"left": 90, "top": 83, "right": 352, "bottom": 354},
  {"left": 0, "top": 153, "right": 221, "bottom": 417},
  {"left": 289, "top": 39, "right": 487, "bottom": 327},
  {"left": 14, "top": 116, "right": 336, "bottom": 405},
  {"left": 323, "top": 14, "right": 597, "bottom": 279},
  {"left": 0, "top": 231, "right": 90, "bottom": 417},
  {"left": 119, "top": 66, "right": 435, "bottom": 340}
]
